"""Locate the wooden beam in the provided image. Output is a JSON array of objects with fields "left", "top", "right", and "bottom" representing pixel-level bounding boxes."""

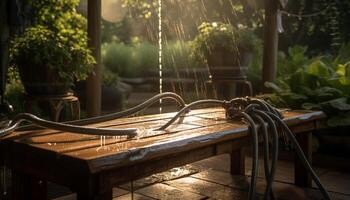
[
  {"left": 262, "top": 0, "right": 279, "bottom": 93},
  {"left": 87, "top": 0, "right": 102, "bottom": 117}
]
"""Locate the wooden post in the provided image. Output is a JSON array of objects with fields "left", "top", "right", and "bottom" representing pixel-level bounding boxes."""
[
  {"left": 87, "top": 0, "right": 102, "bottom": 117},
  {"left": 262, "top": 0, "right": 279, "bottom": 93}
]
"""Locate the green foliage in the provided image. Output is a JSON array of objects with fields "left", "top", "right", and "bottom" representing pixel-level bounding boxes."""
[
  {"left": 10, "top": 0, "right": 94, "bottom": 86},
  {"left": 265, "top": 43, "right": 350, "bottom": 127},
  {"left": 277, "top": 46, "right": 311, "bottom": 77},
  {"left": 122, "top": 0, "right": 157, "bottom": 19},
  {"left": 164, "top": 41, "right": 202, "bottom": 70},
  {"left": 27, "top": 0, "right": 81, "bottom": 25},
  {"left": 121, "top": 0, "right": 264, "bottom": 40},
  {"left": 103, "top": 42, "right": 137, "bottom": 77},
  {"left": 101, "top": 18, "right": 132, "bottom": 43},
  {"left": 101, "top": 65, "right": 119, "bottom": 87},
  {"left": 4, "top": 81, "right": 24, "bottom": 116},
  {"left": 192, "top": 22, "right": 258, "bottom": 63},
  {"left": 281, "top": 0, "right": 350, "bottom": 52},
  {"left": 246, "top": 36, "right": 263, "bottom": 93},
  {"left": 134, "top": 42, "right": 158, "bottom": 71},
  {"left": 3, "top": 66, "right": 24, "bottom": 116},
  {"left": 102, "top": 41, "right": 200, "bottom": 78}
]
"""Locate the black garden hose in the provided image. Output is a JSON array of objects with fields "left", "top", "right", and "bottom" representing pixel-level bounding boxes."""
[
  {"left": 69, "top": 92, "right": 186, "bottom": 125},
  {"left": 253, "top": 109, "right": 280, "bottom": 200},
  {"left": 0, "top": 113, "right": 137, "bottom": 138},
  {"left": 158, "top": 99, "right": 224, "bottom": 130},
  {"left": 236, "top": 112, "right": 259, "bottom": 200},
  {"left": 266, "top": 111, "right": 331, "bottom": 200},
  {"left": 0, "top": 92, "right": 186, "bottom": 138},
  {"left": 250, "top": 114, "right": 272, "bottom": 194}
]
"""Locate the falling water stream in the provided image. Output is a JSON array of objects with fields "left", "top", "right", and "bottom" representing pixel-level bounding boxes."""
[{"left": 158, "top": 0, "right": 163, "bottom": 114}]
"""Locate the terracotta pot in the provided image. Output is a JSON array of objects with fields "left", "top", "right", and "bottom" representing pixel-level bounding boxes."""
[
  {"left": 206, "top": 47, "right": 251, "bottom": 80},
  {"left": 19, "top": 65, "right": 70, "bottom": 95}
]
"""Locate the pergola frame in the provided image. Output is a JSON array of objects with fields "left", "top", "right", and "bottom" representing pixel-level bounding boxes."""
[{"left": 86, "top": 0, "right": 279, "bottom": 116}]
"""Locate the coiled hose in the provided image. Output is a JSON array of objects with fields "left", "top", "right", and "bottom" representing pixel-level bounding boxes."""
[{"left": 159, "top": 97, "right": 331, "bottom": 200}]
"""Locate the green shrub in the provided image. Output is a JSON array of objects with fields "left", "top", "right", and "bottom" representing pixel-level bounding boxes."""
[
  {"left": 134, "top": 42, "right": 158, "bottom": 71},
  {"left": 103, "top": 42, "right": 135, "bottom": 77},
  {"left": 10, "top": 0, "right": 94, "bottom": 86},
  {"left": 164, "top": 41, "right": 202, "bottom": 70},
  {"left": 103, "top": 41, "right": 204, "bottom": 78},
  {"left": 101, "top": 65, "right": 119, "bottom": 87},
  {"left": 264, "top": 43, "right": 350, "bottom": 127},
  {"left": 4, "top": 67, "right": 24, "bottom": 115},
  {"left": 192, "top": 22, "right": 258, "bottom": 64}
]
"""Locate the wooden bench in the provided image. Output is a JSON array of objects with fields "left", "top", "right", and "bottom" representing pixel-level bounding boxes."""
[{"left": 0, "top": 108, "right": 325, "bottom": 200}]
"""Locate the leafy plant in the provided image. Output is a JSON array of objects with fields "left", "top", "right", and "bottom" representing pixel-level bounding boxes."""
[
  {"left": 102, "top": 41, "right": 203, "bottom": 78},
  {"left": 4, "top": 67, "right": 24, "bottom": 116},
  {"left": 264, "top": 43, "right": 350, "bottom": 127},
  {"left": 164, "top": 41, "right": 202, "bottom": 70},
  {"left": 134, "top": 42, "right": 158, "bottom": 71},
  {"left": 9, "top": 0, "right": 95, "bottom": 86},
  {"left": 103, "top": 42, "right": 137, "bottom": 77},
  {"left": 192, "top": 22, "right": 259, "bottom": 64}
]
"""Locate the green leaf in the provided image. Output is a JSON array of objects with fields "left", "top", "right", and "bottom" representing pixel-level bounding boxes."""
[
  {"left": 320, "top": 97, "right": 350, "bottom": 113},
  {"left": 306, "top": 60, "right": 330, "bottom": 78},
  {"left": 279, "top": 92, "right": 308, "bottom": 109},
  {"left": 314, "top": 87, "right": 343, "bottom": 101}
]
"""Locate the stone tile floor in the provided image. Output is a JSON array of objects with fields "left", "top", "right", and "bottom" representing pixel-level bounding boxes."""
[{"left": 51, "top": 154, "right": 350, "bottom": 200}]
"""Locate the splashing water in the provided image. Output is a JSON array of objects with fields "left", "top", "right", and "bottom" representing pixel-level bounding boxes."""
[
  {"left": 97, "top": 136, "right": 109, "bottom": 151},
  {"left": 158, "top": 0, "right": 163, "bottom": 114}
]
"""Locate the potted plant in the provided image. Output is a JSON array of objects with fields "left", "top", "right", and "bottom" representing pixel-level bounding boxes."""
[
  {"left": 9, "top": 0, "right": 95, "bottom": 95},
  {"left": 192, "top": 22, "right": 258, "bottom": 80}
]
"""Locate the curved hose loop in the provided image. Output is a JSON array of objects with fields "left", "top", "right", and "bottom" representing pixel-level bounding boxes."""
[
  {"left": 247, "top": 99, "right": 289, "bottom": 147},
  {"left": 248, "top": 98, "right": 282, "bottom": 119},
  {"left": 266, "top": 111, "right": 331, "bottom": 200},
  {"left": 158, "top": 99, "right": 224, "bottom": 130},
  {"left": 254, "top": 109, "right": 279, "bottom": 200},
  {"left": 223, "top": 98, "right": 249, "bottom": 119},
  {"left": 69, "top": 92, "right": 186, "bottom": 125},
  {"left": 235, "top": 112, "right": 259, "bottom": 200},
  {"left": 1, "top": 113, "right": 137, "bottom": 139}
]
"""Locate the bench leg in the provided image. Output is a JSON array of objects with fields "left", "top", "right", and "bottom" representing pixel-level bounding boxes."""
[
  {"left": 294, "top": 132, "right": 312, "bottom": 187},
  {"left": 12, "top": 170, "right": 47, "bottom": 200},
  {"left": 230, "top": 148, "right": 245, "bottom": 175}
]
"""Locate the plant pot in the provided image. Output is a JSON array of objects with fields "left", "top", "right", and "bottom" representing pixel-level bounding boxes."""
[
  {"left": 19, "top": 65, "right": 71, "bottom": 96},
  {"left": 206, "top": 48, "right": 251, "bottom": 80}
]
